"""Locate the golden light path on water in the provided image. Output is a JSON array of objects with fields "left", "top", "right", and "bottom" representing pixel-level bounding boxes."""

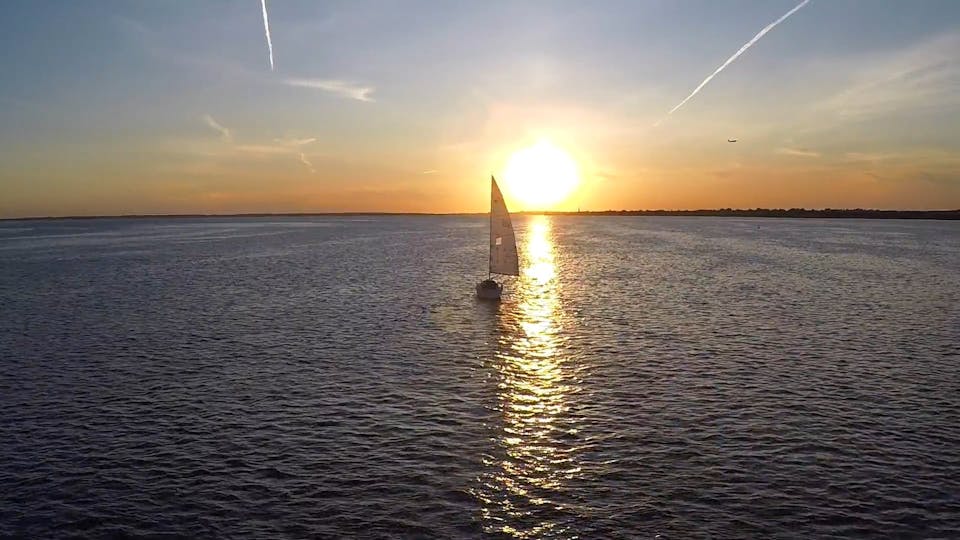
[{"left": 478, "top": 216, "right": 582, "bottom": 538}]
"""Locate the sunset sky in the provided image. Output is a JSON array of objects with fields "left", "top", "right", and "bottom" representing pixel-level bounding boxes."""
[{"left": 1, "top": 0, "right": 959, "bottom": 217}]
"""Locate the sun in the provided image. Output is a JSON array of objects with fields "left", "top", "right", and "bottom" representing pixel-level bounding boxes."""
[{"left": 502, "top": 140, "right": 580, "bottom": 210}]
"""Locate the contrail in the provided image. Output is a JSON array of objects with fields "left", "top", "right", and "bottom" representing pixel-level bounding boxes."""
[
  {"left": 656, "top": 0, "right": 811, "bottom": 124},
  {"left": 260, "top": 0, "right": 274, "bottom": 70}
]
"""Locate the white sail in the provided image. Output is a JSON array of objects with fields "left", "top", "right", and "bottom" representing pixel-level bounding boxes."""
[{"left": 489, "top": 176, "right": 520, "bottom": 276}]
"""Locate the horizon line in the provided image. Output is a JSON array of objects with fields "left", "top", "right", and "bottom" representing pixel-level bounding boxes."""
[{"left": 3, "top": 208, "right": 960, "bottom": 222}]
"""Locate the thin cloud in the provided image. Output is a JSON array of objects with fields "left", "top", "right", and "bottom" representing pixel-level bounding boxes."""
[
  {"left": 274, "top": 137, "right": 317, "bottom": 147},
  {"left": 777, "top": 147, "right": 820, "bottom": 158},
  {"left": 845, "top": 152, "right": 890, "bottom": 162},
  {"left": 655, "top": 0, "right": 811, "bottom": 125},
  {"left": 202, "top": 114, "right": 231, "bottom": 140},
  {"left": 236, "top": 144, "right": 288, "bottom": 155},
  {"left": 299, "top": 152, "right": 316, "bottom": 173},
  {"left": 285, "top": 78, "right": 376, "bottom": 102},
  {"left": 844, "top": 150, "right": 960, "bottom": 168},
  {"left": 240, "top": 138, "right": 318, "bottom": 172},
  {"left": 260, "top": 0, "right": 274, "bottom": 70},
  {"left": 817, "top": 32, "right": 960, "bottom": 121},
  {"left": 422, "top": 169, "right": 439, "bottom": 175},
  {"left": 278, "top": 137, "right": 319, "bottom": 171}
]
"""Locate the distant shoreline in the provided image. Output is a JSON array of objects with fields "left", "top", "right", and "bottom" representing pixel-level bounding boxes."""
[
  {"left": 2, "top": 209, "right": 959, "bottom": 221},
  {"left": 542, "top": 209, "right": 960, "bottom": 220}
]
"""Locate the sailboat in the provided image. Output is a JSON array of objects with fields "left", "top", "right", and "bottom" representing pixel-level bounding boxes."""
[{"left": 477, "top": 176, "right": 519, "bottom": 300}]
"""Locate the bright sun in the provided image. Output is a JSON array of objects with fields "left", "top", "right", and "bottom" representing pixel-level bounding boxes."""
[{"left": 502, "top": 140, "right": 580, "bottom": 210}]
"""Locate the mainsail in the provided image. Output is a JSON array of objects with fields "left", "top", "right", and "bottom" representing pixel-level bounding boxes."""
[{"left": 489, "top": 176, "right": 520, "bottom": 276}]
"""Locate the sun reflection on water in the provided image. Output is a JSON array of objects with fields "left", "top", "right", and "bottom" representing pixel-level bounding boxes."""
[{"left": 477, "top": 216, "right": 582, "bottom": 538}]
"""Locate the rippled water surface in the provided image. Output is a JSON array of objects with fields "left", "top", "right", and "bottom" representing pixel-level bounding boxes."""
[{"left": 2, "top": 216, "right": 959, "bottom": 538}]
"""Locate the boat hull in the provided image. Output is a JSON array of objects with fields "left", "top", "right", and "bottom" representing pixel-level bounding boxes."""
[{"left": 476, "top": 279, "right": 502, "bottom": 300}]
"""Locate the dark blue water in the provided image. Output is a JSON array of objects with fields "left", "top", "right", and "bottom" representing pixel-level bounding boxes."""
[{"left": 1, "top": 216, "right": 959, "bottom": 538}]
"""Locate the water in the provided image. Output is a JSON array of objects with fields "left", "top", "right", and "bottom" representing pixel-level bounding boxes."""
[{"left": 1, "top": 215, "right": 958, "bottom": 538}]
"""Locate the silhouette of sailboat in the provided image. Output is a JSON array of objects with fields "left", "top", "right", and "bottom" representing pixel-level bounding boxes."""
[{"left": 477, "top": 176, "right": 519, "bottom": 300}]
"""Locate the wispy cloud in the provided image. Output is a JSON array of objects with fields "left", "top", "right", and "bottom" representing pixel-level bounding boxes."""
[
  {"left": 655, "top": 0, "right": 811, "bottom": 125},
  {"left": 299, "top": 152, "right": 316, "bottom": 173},
  {"left": 845, "top": 152, "right": 892, "bottom": 162},
  {"left": 777, "top": 147, "right": 820, "bottom": 158},
  {"left": 239, "top": 136, "right": 318, "bottom": 172},
  {"left": 422, "top": 169, "right": 438, "bottom": 175},
  {"left": 202, "top": 114, "right": 231, "bottom": 140},
  {"left": 274, "top": 137, "right": 317, "bottom": 147},
  {"left": 236, "top": 144, "right": 289, "bottom": 155},
  {"left": 817, "top": 32, "right": 960, "bottom": 121},
  {"left": 260, "top": 0, "right": 275, "bottom": 70},
  {"left": 280, "top": 136, "right": 319, "bottom": 173},
  {"left": 843, "top": 149, "right": 960, "bottom": 168},
  {"left": 169, "top": 134, "right": 317, "bottom": 173},
  {"left": 285, "top": 78, "right": 376, "bottom": 102}
]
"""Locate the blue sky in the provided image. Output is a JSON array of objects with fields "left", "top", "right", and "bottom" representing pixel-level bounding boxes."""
[{"left": 1, "top": 0, "right": 958, "bottom": 216}]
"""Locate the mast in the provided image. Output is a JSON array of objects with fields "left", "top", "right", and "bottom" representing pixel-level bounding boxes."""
[{"left": 488, "top": 175, "right": 493, "bottom": 278}]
